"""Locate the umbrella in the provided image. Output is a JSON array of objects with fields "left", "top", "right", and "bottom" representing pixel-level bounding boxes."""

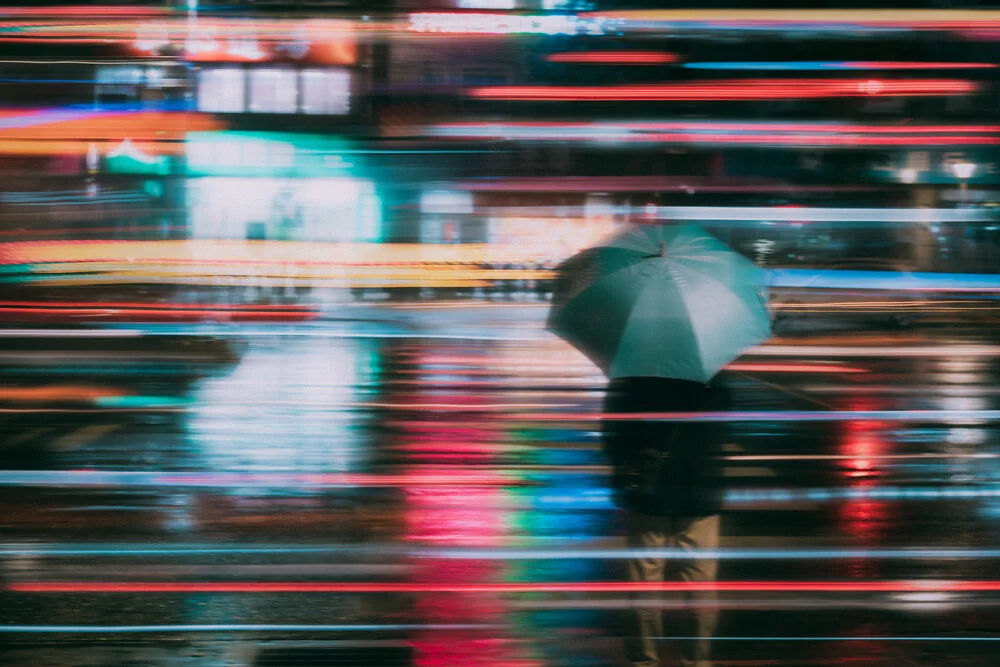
[{"left": 547, "top": 223, "right": 771, "bottom": 383}]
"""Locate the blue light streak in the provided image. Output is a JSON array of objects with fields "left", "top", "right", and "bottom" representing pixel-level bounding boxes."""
[
  {"left": 4, "top": 544, "right": 1000, "bottom": 560},
  {"left": 683, "top": 61, "right": 988, "bottom": 71},
  {"left": 768, "top": 268, "right": 1000, "bottom": 291}
]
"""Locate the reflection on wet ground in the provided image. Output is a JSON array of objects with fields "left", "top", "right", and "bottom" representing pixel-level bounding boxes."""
[{"left": 2, "top": 304, "right": 1000, "bottom": 666}]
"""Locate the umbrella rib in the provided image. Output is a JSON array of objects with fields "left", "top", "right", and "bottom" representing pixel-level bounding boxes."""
[
  {"left": 613, "top": 261, "right": 701, "bottom": 380},
  {"left": 669, "top": 259, "right": 769, "bottom": 374},
  {"left": 661, "top": 261, "right": 707, "bottom": 378}
]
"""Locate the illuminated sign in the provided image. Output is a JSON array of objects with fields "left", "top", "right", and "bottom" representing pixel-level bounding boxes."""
[
  {"left": 871, "top": 150, "right": 1000, "bottom": 184},
  {"left": 185, "top": 132, "right": 355, "bottom": 178},
  {"left": 131, "top": 20, "right": 355, "bottom": 65},
  {"left": 408, "top": 13, "right": 615, "bottom": 35},
  {"left": 105, "top": 138, "right": 171, "bottom": 175},
  {"left": 458, "top": 0, "right": 516, "bottom": 8}
]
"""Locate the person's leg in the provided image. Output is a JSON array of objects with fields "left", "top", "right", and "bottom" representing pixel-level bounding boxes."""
[
  {"left": 625, "top": 511, "right": 671, "bottom": 666},
  {"left": 672, "top": 515, "right": 721, "bottom": 667}
]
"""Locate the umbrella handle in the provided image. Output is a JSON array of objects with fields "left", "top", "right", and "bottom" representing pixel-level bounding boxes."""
[{"left": 643, "top": 241, "right": 667, "bottom": 259}]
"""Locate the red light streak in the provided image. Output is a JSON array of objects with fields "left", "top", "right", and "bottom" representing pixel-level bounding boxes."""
[
  {"left": 545, "top": 51, "right": 678, "bottom": 64},
  {"left": 728, "top": 363, "right": 867, "bottom": 374},
  {"left": 468, "top": 79, "right": 977, "bottom": 101},
  {"left": 0, "top": 38, "right": 122, "bottom": 44},
  {"left": 846, "top": 459, "right": 875, "bottom": 477},
  {"left": 846, "top": 61, "right": 996, "bottom": 70},
  {"left": 10, "top": 580, "right": 1000, "bottom": 593},
  {"left": 0, "top": 300, "right": 312, "bottom": 312},
  {"left": 152, "top": 473, "right": 520, "bottom": 487},
  {"left": 441, "top": 120, "right": 1000, "bottom": 133},
  {"left": 458, "top": 133, "right": 1000, "bottom": 147},
  {"left": 0, "top": 6, "right": 170, "bottom": 16},
  {"left": 0, "top": 302, "right": 317, "bottom": 323}
]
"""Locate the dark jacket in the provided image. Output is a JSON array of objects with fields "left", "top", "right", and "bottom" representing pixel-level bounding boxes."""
[{"left": 602, "top": 376, "right": 730, "bottom": 517}]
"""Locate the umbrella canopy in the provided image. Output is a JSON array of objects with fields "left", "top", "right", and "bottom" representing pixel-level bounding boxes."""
[{"left": 547, "top": 223, "right": 771, "bottom": 383}]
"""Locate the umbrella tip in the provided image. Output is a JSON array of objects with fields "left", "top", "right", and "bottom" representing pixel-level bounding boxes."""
[{"left": 658, "top": 240, "right": 666, "bottom": 257}]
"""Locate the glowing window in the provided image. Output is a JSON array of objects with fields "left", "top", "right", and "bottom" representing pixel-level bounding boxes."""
[
  {"left": 197, "top": 67, "right": 245, "bottom": 113},
  {"left": 300, "top": 69, "right": 351, "bottom": 115},
  {"left": 249, "top": 67, "right": 298, "bottom": 114}
]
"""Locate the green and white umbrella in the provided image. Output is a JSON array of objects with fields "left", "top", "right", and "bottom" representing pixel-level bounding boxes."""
[{"left": 547, "top": 223, "right": 771, "bottom": 384}]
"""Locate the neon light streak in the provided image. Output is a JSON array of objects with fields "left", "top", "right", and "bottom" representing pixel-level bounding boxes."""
[
  {"left": 11, "top": 580, "right": 1000, "bottom": 593},
  {"left": 685, "top": 61, "right": 997, "bottom": 71},
  {"left": 468, "top": 79, "right": 977, "bottom": 101},
  {"left": 0, "top": 624, "right": 493, "bottom": 633},
  {"left": 0, "top": 471, "right": 523, "bottom": 487},
  {"left": 436, "top": 120, "right": 1000, "bottom": 133},
  {"left": 727, "top": 363, "right": 867, "bottom": 373},
  {"left": 5, "top": 545, "right": 1000, "bottom": 560},
  {"left": 546, "top": 51, "right": 677, "bottom": 64},
  {"left": 512, "top": 410, "right": 1000, "bottom": 422}
]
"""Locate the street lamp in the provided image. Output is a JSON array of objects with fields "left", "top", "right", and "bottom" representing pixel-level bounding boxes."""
[
  {"left": 951, "top": 159, "right": 976, "bottom": 181},
  {"left": 950, "top": 159, "right": 976, "bottom": 207}
]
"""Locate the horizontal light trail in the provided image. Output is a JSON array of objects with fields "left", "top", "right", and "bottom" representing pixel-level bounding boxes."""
[
  {"left": 533, "top": 486, "right": 1000, "bottom": 506},
  {"left": 726, "top": 486, "right": 1000, "bottom": 503},
  {"left": 2, "top": 626, "right": 991, "bottom": 640},
  {"left": 769, "top": 268, "right": 1000, "bottom": 292},
  {"left": 0, "top": 6, "right": 171, "bottom": 16},
  {"left": 584, "top": 8, "right": 1000, "bottom": 25},
  {"left": 0, "top": 225, "right": 188, "bottom": 237},
  {"left": 4, "top": 545, "right": 1000, "bottom": 561},
  {"left": 0, "top": 60, "right": 174, "bottom": 65},
  {"left": 436, "top": 120, "right": 1000, "bottom": 134},
  {"left": 0, "top": 407, "right": 186, "bottom": 414},
  {"left": 416, "top": 356, "right": 866, "bottom": 374},
  {"left": 546, "top": 51, "right": 677, "bottom": 64},
  {"left": 0, "top": 466, "right": 996, "bottom": 499},
  {"left": 0, "top": 306, "right": 316, "bottom": 322},
  {"left": 5, "top": 328, "right": 548, "bottom": 342},
  {"left": 435, "top": 129, "right": 1000, "bottom": 147},
  {"left": 659, "top": 206, "right": 992, "bottom": 222},
  {"left": 0, "top": 300, "right": 314, "bottom": 312},
  {"left": 0, "top": 329, "right": 143, "bottom": 338},
  {"left": 749, "top": 344, "right": 1000, "bottom": 357},
  {"left": 0, "top": 623, "right": 493, "bottom": 633},
  {"left": 75, "top": 323, "right": 1000, "bottom": 350},
  {"left": 516, "top": 599, "right": 1000, "bottom": 610},
  {"left": 655, "top": 636, "right": 1000, "bottom": 641},
  {"left": 0, "top": 471, "right": 524, "bottom": 488},
  {"left": 133, "top": 400, "right": 1000, "bottom": 419},
  {"left": 529, "top": 486, "right": 1000, "bottom": 507},
  {"left": 0, "top": 409, "right": 197, "bottom": 417},
  {"left": 0, "top": 545, "right": 373, "bottom": 557},
  {"left": 0, "top": 473, "right": 995, "bottom": 505},
  {"left": 686, "top": 61, "right": 997, "bottom": 71},
  {"left": 728, "top": 453, "right": 1000, "bottom": 462},
  {"left": 722, "top": 362, "right": 865, "bottom": 373},
  {"left": 10, "top": 580, "right": 1000, "bottom": 593},
  {"left": 201, "top": 401, "right": 571, "bottom": 411},
  {"left": 0, "top": 398, "right": 575, "bottom": 413},
  {"left": 510, "top": 410, "right": 1000, "bottom": 422},
  {"left": 468, "top": 79, "right": 978, "bottom": 101},
  {"left": 419, "top": 547, "right": 1000, "bottom": 560}
]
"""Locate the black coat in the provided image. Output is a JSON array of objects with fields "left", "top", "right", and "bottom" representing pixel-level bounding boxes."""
[{"left": 601, "top": 376, "right": 730, "bottom": 517}]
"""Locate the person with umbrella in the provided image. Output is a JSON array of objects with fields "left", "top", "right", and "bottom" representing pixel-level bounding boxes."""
[{"left": 548, "top": 223, "right": 772, "bottom": 667}]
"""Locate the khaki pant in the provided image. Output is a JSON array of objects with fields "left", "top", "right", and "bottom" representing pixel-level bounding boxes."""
[{"left": 625, "top": 512, "right": 720, "bottom": 667}]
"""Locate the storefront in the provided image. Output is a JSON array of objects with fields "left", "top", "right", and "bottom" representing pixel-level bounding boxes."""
[{"left": 184, "top": 131, "right": 382, "bottom": 243}]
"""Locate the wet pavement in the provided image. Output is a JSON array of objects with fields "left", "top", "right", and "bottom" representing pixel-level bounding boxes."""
[{"left": 2, "top": 303, "right": 1000, "bottom": 666}]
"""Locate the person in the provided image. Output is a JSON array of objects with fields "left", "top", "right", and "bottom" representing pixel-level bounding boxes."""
[{"left": 602, "top": 376, "right": 730, "bottom": 667}]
